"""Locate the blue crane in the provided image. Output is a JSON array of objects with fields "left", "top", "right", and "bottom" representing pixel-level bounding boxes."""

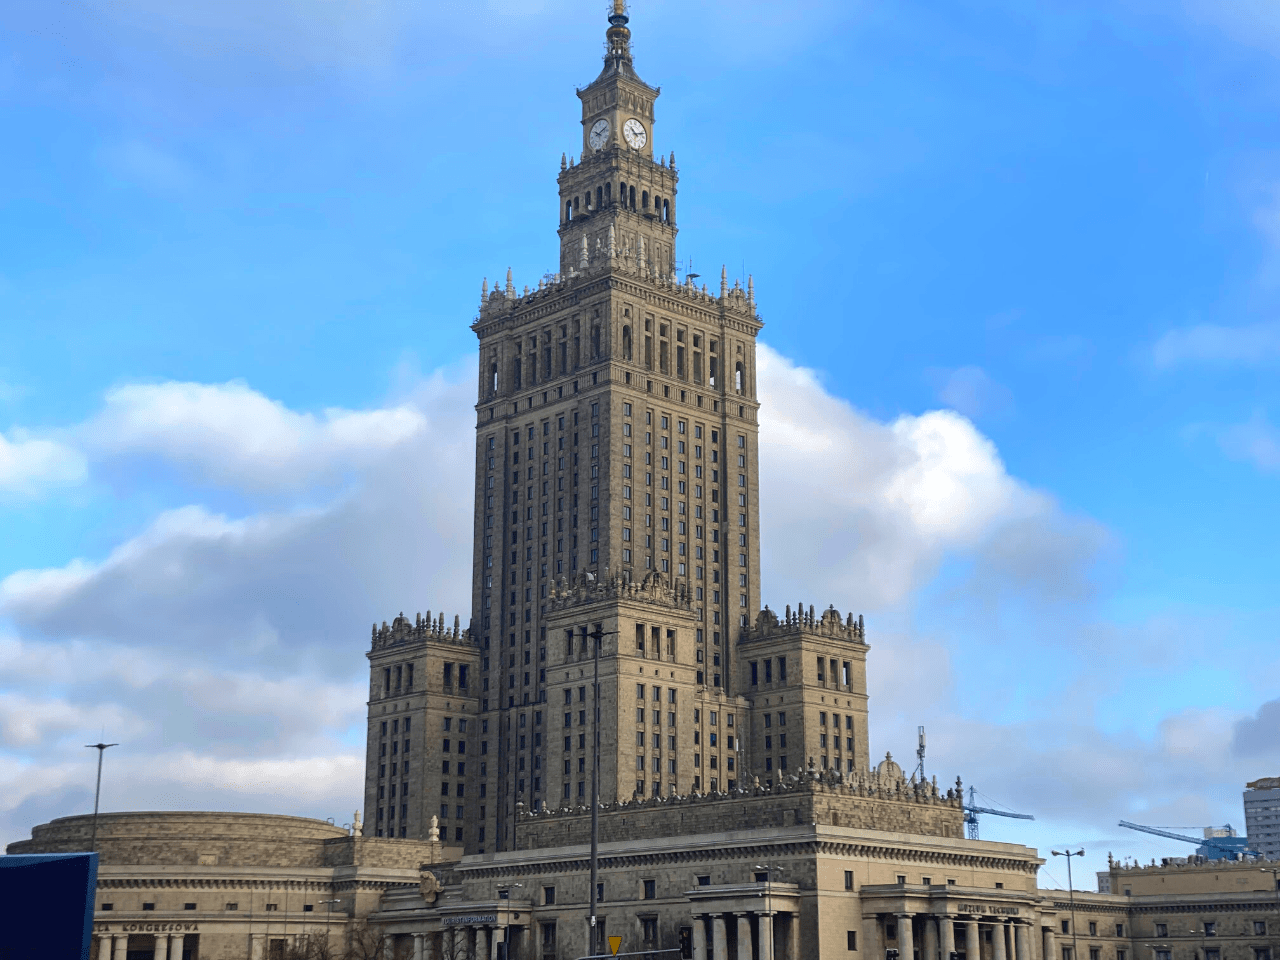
[
  {"left": 965, "top": 786, "right": 1035, "bottom": 840},
  {"left": 1117, "top": 820, "right": 1258, "bottom": 859}
]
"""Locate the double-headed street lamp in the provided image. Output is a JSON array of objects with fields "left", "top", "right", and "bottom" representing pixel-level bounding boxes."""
[{"left": 1052, "top": 849, "right": 1085, "bottom": 960}]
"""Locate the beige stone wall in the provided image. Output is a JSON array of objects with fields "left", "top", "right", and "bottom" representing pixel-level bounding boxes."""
[{"left": 516, "top": 781, "right": 964, "bottom": 849}]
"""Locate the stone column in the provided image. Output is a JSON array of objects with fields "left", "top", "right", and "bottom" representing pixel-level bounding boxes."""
[
  {"left": 737, "top": 914, "right": 754, "bottom": 960},
  {"left": 1043, "top": 929, "right": 1055, "bottom": 960},
  {"left": 478, "top": 927, "right": 490, "bottom": 960},
  {"left": 387, "top": 933, "right": 397, "bottom": 960},
  {"left": 425, "top": 932, "right": 439, "bottom": 960},
  {"left": 898, "top": 916, "right": 915, "bottom": 960},
  {"left": 788, "top": 913, "right": 799, "bottom": 960},
  {"left": 924, "top": 917, "right": 939, "bottom": 960},
  {"left": 758, "top": 913, "right": 775, "bottom": 960},
  {"left": 491, "top": 931, "right": 502, "bottom": 960},
  {"left": 172, "top": 934, "right": 185, "bottom": 960},
  {"left": 941, "top": 917, "right": 956, "bottom": 960},
  {"left": 113, "top": 935, "right": 128, "bottom": 960},
  {"left": 863, "top": 917, "right": 882, "bottom": 960},
  {"left": 993, "top": 924, "right": 1007, "bottom": 960},
  {"left": 250, "top": 935, "right": 266, "bottom": 960},
  {"left": 966, "top": 922, "right": 980, "bottom": 960},
  {"left": 414, "top": 933, "right": 425, "bottom": 960},
  {"left": 713, "top": 916, "right": 730, "bottom": 960},
  {"left": 454, "top": 927, "right": 468, "bottom": 960},
  {"left": 96, "top": 936, "right": 112, "bottom": 960},
  {"left": 1014, "top": 925, "right": 1028, "bottom": 960},
  {"left": 694, "top": 916, "right": 709, "bottom": 960}
]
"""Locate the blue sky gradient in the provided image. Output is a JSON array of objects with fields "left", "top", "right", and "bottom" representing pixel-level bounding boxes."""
[{"left": 2, "top": 0, "right": 1278, "bottom": 884}]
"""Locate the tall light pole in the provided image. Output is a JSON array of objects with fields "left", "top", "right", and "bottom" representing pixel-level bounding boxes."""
[
  {"left": 1262, "top": 868, "right": 1280, "bottom": 960},
  {"left": 1052, "top": 849, "right": 1085, "bottom": 960},
  {"left": 587, "top": 624, "right": 615, "bottom": 957},
  {"left": 85, "top": 742, "right": 118, "bottom": 854}
]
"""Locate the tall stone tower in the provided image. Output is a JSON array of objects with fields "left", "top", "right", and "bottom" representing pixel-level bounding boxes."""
[
  {"left": 470, "top": 1, "right": 762, "bottom": 851},
  {"left": 364, "top": 2, "right": 871, "bottom": 856}
]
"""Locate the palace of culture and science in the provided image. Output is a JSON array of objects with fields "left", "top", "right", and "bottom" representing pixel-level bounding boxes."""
[
  {"left": 362, "top": 0, "right": 868, "bottom": 857},
  {"left": 12, "top": 7, "right": 1280, "bottom": 960}
]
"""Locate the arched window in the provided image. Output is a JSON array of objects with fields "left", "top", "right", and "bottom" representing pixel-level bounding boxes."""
[
  {"left": 565, "top": 201, "right": 572, "bottom": 222},
  {"left": 491, "top": 363, "right": 499, "bottom": 394},
  {"left": 735, "top": 361, "right": 744, "bottom": 393},
  {"left": 574, "top": 196, "right": 580, "bottom": 213},
  {"left": 596, "top": 186, "right": 603, "bottom": 209},
  {"left": 513, "top": 357, "right": 522, "bottom": 390},
  {"left": 605, "top": 182, "right": 612, "bottom": 204},
  {"left": 620, "top": 181, "right": 627, "bottom": 205},
  {"left": 592, "top": 325, "right": 601, "bottom": 357},
  {"left": 642, "top": 190, "right": 649, "bottom": 210},
  {"left": 629, "top": 186, "right": 636, "bottom": 210},
  {"left": 622, "top": 325, "right": 632, "bottom": 361},
  {"left": 663, "top": 199, "right": 670, "bottom": 223}
]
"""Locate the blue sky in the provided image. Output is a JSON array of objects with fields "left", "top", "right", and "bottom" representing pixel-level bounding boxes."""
[{"left": 2, "top": 0, "right": 1279, "bottom": 884}]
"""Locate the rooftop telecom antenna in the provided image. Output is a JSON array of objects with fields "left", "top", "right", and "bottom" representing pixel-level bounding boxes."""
[{"left": 914, "top": 726, "right": 926, "bottom": 780}]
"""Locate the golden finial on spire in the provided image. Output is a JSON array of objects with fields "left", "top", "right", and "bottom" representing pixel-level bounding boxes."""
[{"left": 606, "top": 0, "right": 632, "bottom": 62}]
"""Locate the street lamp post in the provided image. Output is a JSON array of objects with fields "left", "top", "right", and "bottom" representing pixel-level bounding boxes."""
[
  {"left": 1262, "top": 868, "right": 1280, "bottom": 960},
  {"left": 1052, "top": 849, "right": 1085, "bottom": 960},
  {"left": 587, "top": 624, "right": 616, "bottom": 957},
  {"left": 85, "top": 742, "right": 118, "bottom": 854}
]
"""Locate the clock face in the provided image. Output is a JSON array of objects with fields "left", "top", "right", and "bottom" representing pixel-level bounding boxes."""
[
  {"left": 623, "top": 118, "right": 647, "bottom": 149},
  {"left": 589, "top": 119, "right": 610, "bottom": 151}
]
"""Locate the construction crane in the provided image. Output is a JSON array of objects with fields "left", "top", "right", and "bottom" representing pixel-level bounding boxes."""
[
  {"left": 1117, "top": 821, "right": 1258, "bottom": 859},
  {"left": 965, "top": 786, "right": 1035, "bottom": 840}
]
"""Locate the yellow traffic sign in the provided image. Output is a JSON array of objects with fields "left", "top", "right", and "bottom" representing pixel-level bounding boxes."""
[{"left": 609, "top": 937, "right": 622, "bottom": 956}]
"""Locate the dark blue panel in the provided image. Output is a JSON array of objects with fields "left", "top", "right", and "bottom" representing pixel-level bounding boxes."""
[{"left": 0, "top": 852, "right": 98, "bottom": 960}]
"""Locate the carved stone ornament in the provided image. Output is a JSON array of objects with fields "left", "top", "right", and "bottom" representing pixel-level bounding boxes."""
[{"left": 420, "top": 870, "right": 443, "bottom": 903}]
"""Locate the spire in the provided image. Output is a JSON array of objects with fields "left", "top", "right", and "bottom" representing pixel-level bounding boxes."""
[{"left": 605, "top": 0, "right": 633, "bottom": 65}]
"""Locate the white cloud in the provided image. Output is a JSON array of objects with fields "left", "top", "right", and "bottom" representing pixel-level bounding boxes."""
[
  {"left": 1219, "top": 411, "right": 1280, "bottom": 472},
  {"left": 1152, "top": 320, "right": 1280, "bottom": 369},
  {"left": 757, "top": 345, "right": 1093, "bottom": 609},
  {"left": 0, "top": 430, "right": 86, "bottom": 498},
  {"left": 99, "top": 140, "right": 197, "bottom": 192},
  {"left": 933, "top": 365, "right": 1015, "bottom": 420},
  {"left": 85, "top": 380, "right": 430, "bottom": 491}
]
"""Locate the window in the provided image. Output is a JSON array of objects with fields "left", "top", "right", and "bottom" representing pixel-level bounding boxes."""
[
  {"left": 225, "top": 902, "right": 239, "bottom": 911},
  {"left": 844, "top": 870, "right": 853, "bottom": 890},
  {"left": 1089, "top": 923, "right": 1097, "bottom": 936},
  {"left": 643, "top": 918, "right": 659, "bottom": 943},
  {"left": 544, "top": 886, "right": 556, "bottom": 905},
  {"left": 1062, "top": 921, "right": 1070, "bottom": 935},
  {"left": 1115, "top": 926, "right": 1124, "bottom": 938},
  {"left": 1256, "top": 922, "right": 1268, "bottom": 936},
  {"left": 266, "top": 903, "right": 279, "bottom": 912},
  {"left": 922, "top": 877, "right": 931, "bottom": 886},
  {"left": 697, "top": 875, "right": 711, "bottom": 886},
  {"left": 643, "top": 878, "right": 656, "bottom": 899},
  {"left": 1203, "top": 922, "right": 1216, "bottom": 937},
  {"left": 1155, "top": 925, "right": 1167, "bottom": 938},
  {"left": 542, "top": 922, "right": 557, "bottom": 948},
  {"left": 848, "top": 932, "right": 858, "bottom": 952},
  {"left": 143, "top": 903, "right": 155, "bottom": 911},
  {"left": 184, "top": 902, "right": 197, "bottom": 911},
  {"left": 1089, "top": 952, "right": 1099, "bottom": 960},
  {"left": 896, "top": 875, "right": 907, "bottom": 884},
  {"left": 101, "top": 903, "right": 113, "bottom": 911}
]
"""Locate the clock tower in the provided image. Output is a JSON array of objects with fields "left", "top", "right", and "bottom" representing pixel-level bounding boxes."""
[{"left": 558, "top": 0, "right": 678, "bottom": 280}]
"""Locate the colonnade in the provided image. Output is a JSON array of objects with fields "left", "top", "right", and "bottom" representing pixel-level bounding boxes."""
[
  {"left": 96, "top": 934, "right": 187, "bottom": 960},
  {"left": 690, "top": 910, "right": 796, "bottom": 960},
  {"left": 388, "top": 924, "right": 515, "bottom": 960},
  {"left": 864, "top": 914, "right": 1040, "bottom": 960}
]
